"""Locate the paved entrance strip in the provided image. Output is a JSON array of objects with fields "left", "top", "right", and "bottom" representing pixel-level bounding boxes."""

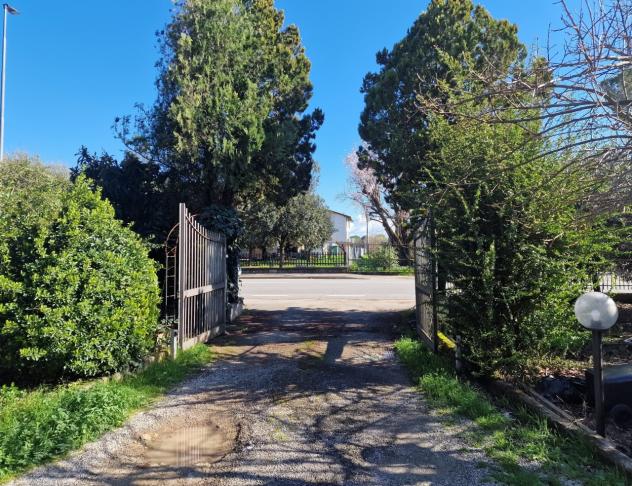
[{"left": 11, "top": 275, "right": 493, "bottom": 485}]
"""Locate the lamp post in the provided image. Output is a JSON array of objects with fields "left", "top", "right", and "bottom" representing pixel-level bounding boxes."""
[
  {"left": 0, "top": 3, "right": 18, "bottom": 161},
  {"left": 574, "top": 291, "right": 618, "bottom": 436},
  {"left": 365, "top": 207, "right": 369, "bottom": 254}
]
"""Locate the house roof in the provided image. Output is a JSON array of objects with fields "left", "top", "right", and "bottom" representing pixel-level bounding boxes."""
[{"left": 328, "top": 209, "right": 353, "bottom": 221}]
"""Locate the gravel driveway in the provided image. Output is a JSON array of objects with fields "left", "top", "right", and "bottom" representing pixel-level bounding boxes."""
[{"left": 10, "top": 281, "right": 494, "bottom": 485}]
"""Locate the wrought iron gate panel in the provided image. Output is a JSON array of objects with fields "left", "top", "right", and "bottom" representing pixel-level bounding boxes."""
[
  {"left": 414, "top": 217, "right": 438, "bottom": 352},
  {"left": 165, "top": 203, "right": 227, "bottom": 350}
]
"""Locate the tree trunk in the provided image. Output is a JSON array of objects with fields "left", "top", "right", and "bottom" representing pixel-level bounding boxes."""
[
  {"left": 369, "top": 198, "right": 409, "bottom": 265},
  {"left": 221, "top": 191, "right": 240, "bottom": 304},
  {"left": 364, "top": 195, "right": 415, "bottom": 267},
  {"left": 396, "top": 244, "right": 412, "bottom": 266},
  {"left": 279, "top": 239, "right": 285, "bottom": 269}
]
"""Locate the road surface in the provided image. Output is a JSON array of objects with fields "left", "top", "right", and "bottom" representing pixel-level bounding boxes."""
[{"left": 241, "top": 274, "right": 415, "bottom": 302}]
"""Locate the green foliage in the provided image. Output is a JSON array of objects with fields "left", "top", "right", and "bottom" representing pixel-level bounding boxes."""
[
  {"left": 609, "top": 213, "right": 632, "bottom": 279},
  {"left": 358, "top": 0, "right": 524, "bottom": 208},
  {"left": 353, "top": 0, "right": 623, "bottom": 376},
  {"left": 71, "top": 147, "right": 173, "bottom": 242},
  {"left": 356, "top": 0, "right": 622, "bottom": 376},
  {"left": 240, "top": 193, "right": 334, "bottom": 255},
  {"left": 275, "top": 193, "right": 334, "bottom": 253},
  {"left": 351, "top": 245, "right": 411, "bottom": 273},
  {"left": 425, "top": 114, "right": 616, "bottom": 375},
  {"left": 115, "top": 0, "right": 323, "bottom": 213},
  {"left": 238, "top": 199, "right": 280, "bottom": 251},
  {"left": 350, "top": 260, "right": 414, "bottom": 275},
  {"left": 394, "top": 337, "right": 627, "bottom": 485},
  {"left": 524, "top": 291, "right": 590, "bottom": 358},
  {"left": 0, "top": 157, "right": 160, "bottom": 382},
  {"left": 106, "top": 0, "right": 323, "bottom": 301},
  {"left": 0, "top": 344, "right": 213, "bottom": 482},
  {"left": 197, "top": 205, "right": 244, "bottom": 245},
  {"left": 365, "top": 245, "right": 398, "bottom": 270}
]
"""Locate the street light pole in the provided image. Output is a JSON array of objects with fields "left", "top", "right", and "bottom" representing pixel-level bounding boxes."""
[
  {"left": 574, "top": 291, "right": 618, "bottom": 437},
  {"left": 592, "top": 328, "right": 605, "bottom": 436},
  {"left": 0, "top": 3, "right": 18, "bottom": 161},
  {"left": 365, "top": 207, "right": 369, "bottom": 254}
]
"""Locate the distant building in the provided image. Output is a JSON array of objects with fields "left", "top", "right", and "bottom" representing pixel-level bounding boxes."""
[{"left": 328, "top": 210, "right": 353, "bottom": 244}]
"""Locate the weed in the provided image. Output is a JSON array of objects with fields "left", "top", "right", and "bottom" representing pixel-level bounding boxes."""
[
  {"left": 394, "top": 337, "right": 629, "bottom": 486},
  {"left": 0, "top": 344, "right": 213, "bottom": 483}
]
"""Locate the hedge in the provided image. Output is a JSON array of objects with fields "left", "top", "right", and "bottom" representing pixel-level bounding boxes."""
[{"left": 0, "top": 156, "right": 160, "bottom": 383}]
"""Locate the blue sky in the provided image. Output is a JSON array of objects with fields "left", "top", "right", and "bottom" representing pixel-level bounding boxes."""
[{"left": 4, "top": 0, "right": 567, "bottom": 235}]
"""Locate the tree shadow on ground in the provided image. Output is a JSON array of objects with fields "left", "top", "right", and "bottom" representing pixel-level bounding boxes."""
[{"left": 17, "top": 307, "right": 491, "bottom": 486}]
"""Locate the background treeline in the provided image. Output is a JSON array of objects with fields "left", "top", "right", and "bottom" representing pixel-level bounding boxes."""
[{"left": 239, "top": 194, "right": 333, "bottom": 261}]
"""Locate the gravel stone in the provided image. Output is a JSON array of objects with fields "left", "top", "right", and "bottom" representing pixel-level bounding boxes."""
[{"left": 9, "top": 297, "right": 497, "bottom": 485}]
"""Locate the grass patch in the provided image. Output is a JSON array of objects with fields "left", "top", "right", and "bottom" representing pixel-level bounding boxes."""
[
  {"left": 0, "top": 344, "right": 213, "bottom": 483},
  {"left": 394, "top": 337, "right": 629, "bottom": 486},
  {"left": 349, "top": 263, "right": 414, "bottom": 275}
]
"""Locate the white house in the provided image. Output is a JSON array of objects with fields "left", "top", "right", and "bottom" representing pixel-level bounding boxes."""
[{"left": 328, "top": 210, "right": 353, "bottom": 244}]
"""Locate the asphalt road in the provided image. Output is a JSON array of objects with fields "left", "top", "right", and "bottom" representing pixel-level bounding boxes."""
[{"left": 242, "top": 274, "right": 416, "bottom": 302}]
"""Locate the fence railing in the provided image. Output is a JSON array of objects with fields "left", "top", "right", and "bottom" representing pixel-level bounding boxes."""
[
  {"left": 598, "top": 273, "right": 632, "bottom": 293},
  {"left": 240, "top": 248, "right": 346, "bottom": 268},
  {"left": 164, "top": 204, "right": 227, "bottom": 351},
  {"left": 240, "top": 242, "right": 414, "bottom": 270}
]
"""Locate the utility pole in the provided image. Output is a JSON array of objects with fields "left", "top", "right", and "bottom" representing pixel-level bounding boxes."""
[
  {"left": 365, "top": 207, "right": 369, "bottom": 254},
  {"left": 0, "top": 3, "right": 18, "bottom": 161}
]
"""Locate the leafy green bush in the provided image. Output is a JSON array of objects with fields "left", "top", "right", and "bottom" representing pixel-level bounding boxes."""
[
  {"left": 420, "top": 110, "right": 617, "bottom": 376},
  {"left": 369, "top": 245, "right": 399, "bottom": 269},
  {"left": 354, "top": 245, "right": 399, "bottom": 271},
  {"left": 526, "top": 287, "right": 591, "bottom": 358},
  {"left": 0, "top": 157, "right": 160, "bottom": 382}
]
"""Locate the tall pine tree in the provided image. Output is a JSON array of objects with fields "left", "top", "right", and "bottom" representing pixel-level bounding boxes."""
[
  {"left": 115, "top": 0, "right": 323, "bottom": 300},
  {"left": 358, "top": 0, "right": 523, "bottom": 210}
]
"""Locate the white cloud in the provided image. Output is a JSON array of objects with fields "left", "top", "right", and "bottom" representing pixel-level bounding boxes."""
[{"left": 349, "top": 212, "right": 386, "bottom": 238}]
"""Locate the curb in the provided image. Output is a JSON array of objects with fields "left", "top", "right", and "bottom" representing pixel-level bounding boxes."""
[
  {"left": 241, "top": 268, "right": 349, "bottom": 275},
  {"left": 241, "top": 273, "right": 364, "bottom": 280}
]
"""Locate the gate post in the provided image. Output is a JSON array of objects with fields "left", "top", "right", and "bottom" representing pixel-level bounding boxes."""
[
  {"left": 223, "top": 234, "right": 228, "bottom": 334},
  {"left": 177, "top": 203, "right": 186, "bottom": 350},
  {"left": 430, "top": 213, "right": 439, "bottom": 352}
]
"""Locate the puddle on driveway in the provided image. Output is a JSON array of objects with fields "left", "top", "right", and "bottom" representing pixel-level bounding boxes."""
[{"left": 143, "top": 419, "right": 236, "bottom": 468}]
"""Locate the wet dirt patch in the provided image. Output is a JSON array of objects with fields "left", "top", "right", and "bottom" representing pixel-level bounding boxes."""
[{"left": 142, "top": 416, "right": 238, "bottom": 469}]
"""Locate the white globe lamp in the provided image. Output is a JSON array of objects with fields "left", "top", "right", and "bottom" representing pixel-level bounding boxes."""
[
  {"left": 574, "top": 291, "right": 618, "bottom": 437},
  {"left": 574, "top": 292, "right": 618, "bottom": 331}
]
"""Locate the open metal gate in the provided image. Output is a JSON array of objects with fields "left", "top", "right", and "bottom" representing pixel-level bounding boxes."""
[
  {"left": 414, "top": 217, "right": 438, "bottom": 352},
  {"left": 164, "top": 203, "right": 227, "bottom": 350}
]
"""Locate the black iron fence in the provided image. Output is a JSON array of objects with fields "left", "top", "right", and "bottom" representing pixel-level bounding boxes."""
[
  {"left": 240, "top": 247, "right": 347, "bottom": 268},
  {"left": 240, "top": 242, "right": 414, "bottom": 270}
]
